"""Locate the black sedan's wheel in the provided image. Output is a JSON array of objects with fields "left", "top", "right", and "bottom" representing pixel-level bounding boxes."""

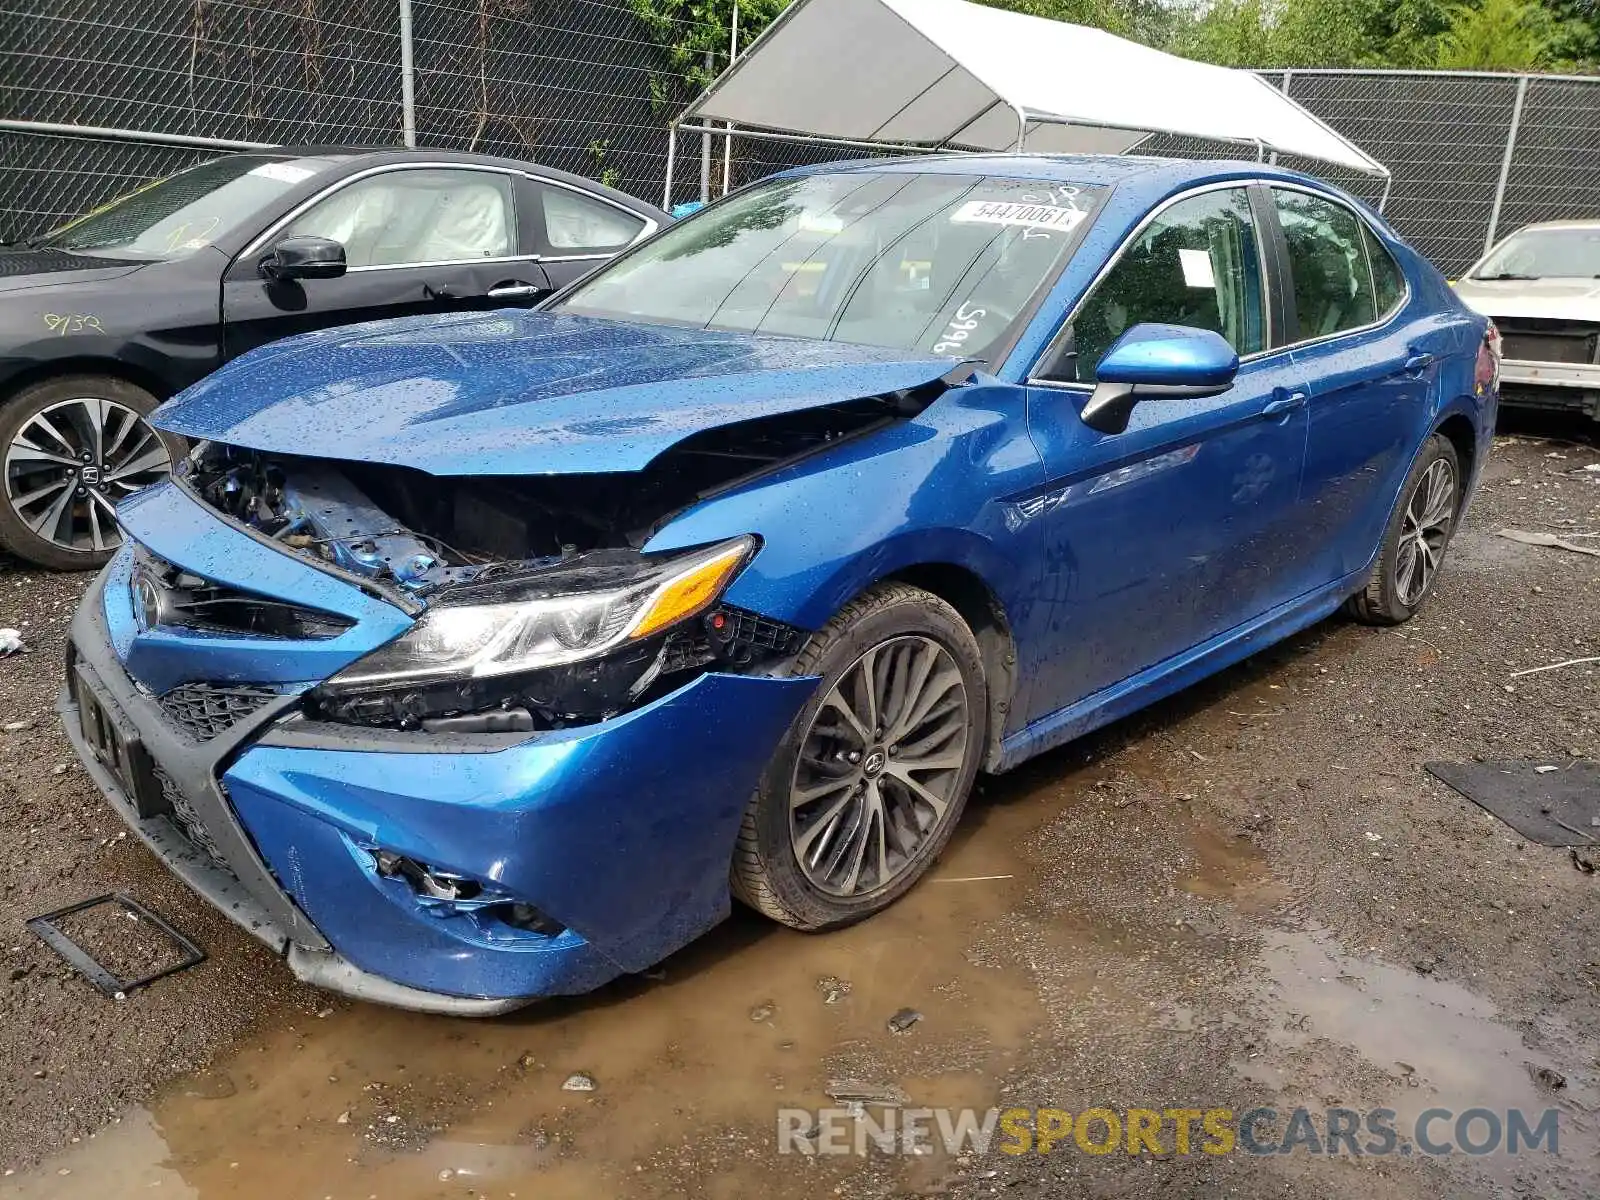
[
  {"left": 731, "top": 582, "right": 986, "bottom": 931},
  {"left": 1346, "top": 433, "right": 1461, "bottom": 625},
  {"left": 0, "top": 376, "right": 179, "bottom": 570}
]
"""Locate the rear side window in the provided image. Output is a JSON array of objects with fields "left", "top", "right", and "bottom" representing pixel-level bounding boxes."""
[
  {"left": 1363, "top": 225, "right": 1406, "bottom": 317},
  {"left": 1067, "top": 186, "right": 1266, "bottom": 383},
  {"left": 542, "top": 186, "right": 646, "bottom": 253},
  {"left": 1272, "top": 189, "right": 1378, "bottom": 340}
]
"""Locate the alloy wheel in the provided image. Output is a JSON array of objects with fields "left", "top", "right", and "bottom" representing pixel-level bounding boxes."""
[
  {"left": 3, "top": 397, "right": 172, "bottom": 555},
  {"left": 1395, "top": 457, "right": 1455, "bottom": 607},
  {"left": 789, "top": 635, "right": 970, "bottom": 898}
]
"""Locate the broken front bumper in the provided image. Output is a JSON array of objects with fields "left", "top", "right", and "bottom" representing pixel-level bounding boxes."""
[{"left": 64, "top": 563, "right": 816, "bottom": 1014}]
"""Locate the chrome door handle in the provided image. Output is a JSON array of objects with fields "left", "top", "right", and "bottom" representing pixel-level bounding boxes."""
[
  {"left": 487, "top": 283, "right": 542, "bottom": 300},
  {"left": 1261, "top": 391, "right": 1308, "bottom": 418},
  {"left": 1403, "top": 351, "right": 1436, "bottom": 375}
]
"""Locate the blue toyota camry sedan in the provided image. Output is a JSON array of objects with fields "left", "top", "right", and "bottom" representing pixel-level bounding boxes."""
[{"left": 63, "top": 154, "right": 1498, "bottom": 1013}]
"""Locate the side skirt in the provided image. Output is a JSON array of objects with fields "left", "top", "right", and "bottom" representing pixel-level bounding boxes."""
[{"left": 993, "top": 566, "right": 1369, "bottom": 773}]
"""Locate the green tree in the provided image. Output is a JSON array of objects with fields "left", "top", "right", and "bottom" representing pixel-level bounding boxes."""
[{"left": 1434, "top": 0, "right": 1557, "bottom": 68}]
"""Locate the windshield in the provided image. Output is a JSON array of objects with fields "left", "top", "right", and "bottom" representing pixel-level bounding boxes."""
[
  {"left": 1473, "top": 226, "right": 1600, "bottom": 280},
  {"left": 554, "top": 172, "right": 1103, "bottom": 359},
  {"left": 35, "top": 155, "right": 338, "bottom": 258}
]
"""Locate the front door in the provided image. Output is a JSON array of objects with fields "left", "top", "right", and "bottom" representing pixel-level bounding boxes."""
[
  {"left": 222, "top": 166, "right": 551, "bottom": 359},
  {"left": 1019, "top": 185, "right": 1313, "bottom": 724}
]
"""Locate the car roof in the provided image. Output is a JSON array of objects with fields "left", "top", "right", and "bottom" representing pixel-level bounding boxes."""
[
  {"left": 1506, "top": 219, "right": 1600, "bottom": 233},
  {"left": 777, "top": 151, "right": 1355, "bottom": 199},
  {"left": 237, "top": 146, "right": 670, "bottom": 219}
]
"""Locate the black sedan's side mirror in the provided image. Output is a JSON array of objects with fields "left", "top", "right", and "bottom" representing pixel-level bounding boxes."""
[
  {"left": 261, "top": 236, "right": 347, "bottom": 282},
  {"left": 1080, "top": 323, "right": 1239, "bottom": 435}
]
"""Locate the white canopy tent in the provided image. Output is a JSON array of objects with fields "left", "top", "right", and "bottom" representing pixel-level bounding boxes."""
[{"left": 667, "top": 0, "right": 1389, "bottom": 207}]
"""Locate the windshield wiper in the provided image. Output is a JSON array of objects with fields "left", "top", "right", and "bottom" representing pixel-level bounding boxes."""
[{"left": 1473, "top": 272, "right": 1539, "bottom": 281}]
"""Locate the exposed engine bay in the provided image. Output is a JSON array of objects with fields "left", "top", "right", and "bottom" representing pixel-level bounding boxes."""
[{"left": 172, "top": 398, "right": 925, "bottom": 732}]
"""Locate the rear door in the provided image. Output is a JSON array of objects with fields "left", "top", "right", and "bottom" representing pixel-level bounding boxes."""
[
  {"left": 222, "top": 165, "right": 551, "bottom": 358},
  {"left": 531, "top": 180, "right": 655, "bottom": 290},
  {"left": 1268, "top": 186, "right": 1438, "bottom": 581}
]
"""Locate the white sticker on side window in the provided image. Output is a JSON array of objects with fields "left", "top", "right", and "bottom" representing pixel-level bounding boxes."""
[
  {"left": 248, "top": 162, "right": 316, "bottom": 184},
  {"left": 1179, "top": 248, "right": 1217, "bottom": 289},
  {"left": 950, "top": 200, "right": 1088, "bottom": 233}
]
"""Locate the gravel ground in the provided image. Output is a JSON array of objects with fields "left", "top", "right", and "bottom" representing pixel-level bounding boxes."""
[{"left": 1, "top": 418, "right": 1597, "bottom": 1198}]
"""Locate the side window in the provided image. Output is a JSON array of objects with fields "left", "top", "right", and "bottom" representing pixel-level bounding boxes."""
[
  {"left": 542, "top": 186, "right": 646, "bottom": 253},
  {"left": 1067, "top": 188, "right": 1265, "bottom": 384},
  {"left": 1273, "top": 189, "right": 1378, "bottom": 340},
  {"left": 1363, "top": 224, "right": 1406, "bottom": 318},
  {"left": 283, "top": 169, "right": 515, "bottom": 268}
]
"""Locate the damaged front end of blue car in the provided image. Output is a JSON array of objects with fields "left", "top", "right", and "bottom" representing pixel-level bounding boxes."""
[{"left": 60, "top": 313, "right": 964, "bottom": 1012}]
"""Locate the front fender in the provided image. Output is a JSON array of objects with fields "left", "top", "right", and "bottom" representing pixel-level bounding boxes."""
[{"left": 642, "top": 383, "right": 1045, "bottom": 631}]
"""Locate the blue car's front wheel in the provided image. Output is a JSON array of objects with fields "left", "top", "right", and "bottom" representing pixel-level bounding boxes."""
[{"left": 731, "top": 582, "right": 986, "bottom": 931}]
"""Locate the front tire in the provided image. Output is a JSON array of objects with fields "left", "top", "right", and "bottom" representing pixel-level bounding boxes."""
[
  {"left": 0, "top": 375, "right": 180, "bottom": 571},
  {"left": 731, "top": 583, "right": 986, "bottom": 931},
  {"left": 1346, "top": 433, "right": 1461, "bottom": 626}
]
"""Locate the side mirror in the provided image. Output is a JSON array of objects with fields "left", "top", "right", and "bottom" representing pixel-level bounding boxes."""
[
  {"left": 1080, "top": 323, "right": 1239, "bottom": 435},
  {"left": 261, "top": 235, "right": 347, "bottom": 282}
]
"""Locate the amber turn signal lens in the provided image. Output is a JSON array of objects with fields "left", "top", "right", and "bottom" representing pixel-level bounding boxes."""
[{"left": 629, "top": 541, "right": 751, "bottom": 640}]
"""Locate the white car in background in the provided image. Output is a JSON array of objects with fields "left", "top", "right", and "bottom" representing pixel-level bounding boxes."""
[{"left": 1454, "top": 220, "right": 1600, "bottom": 421}]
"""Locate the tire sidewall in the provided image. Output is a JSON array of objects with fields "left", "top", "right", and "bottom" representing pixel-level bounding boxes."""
[
  {"left": 748, "top": 588, "right": 987, "bottom": 930},
  {"left": 0, "top": 375, "right": 179, "bottom": 571},
  {"left": 1372, "top": 433, "right": 1461, "bottom": 621}
]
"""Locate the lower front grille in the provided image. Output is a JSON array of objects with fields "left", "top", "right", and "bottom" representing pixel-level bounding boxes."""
[
  {"left": 1501, "top": 333, "right": 1594, "bottom": 364},
  {"left": 153, "top": 765, "right": 237, "bottom": 878},
  {"left": 158, "top": 683, "right": 279, "bottom": 741}
]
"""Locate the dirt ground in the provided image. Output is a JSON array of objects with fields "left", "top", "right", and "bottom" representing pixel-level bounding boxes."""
[{"left": 1, "top": 417, "right": 1597, "bottom": 1199}]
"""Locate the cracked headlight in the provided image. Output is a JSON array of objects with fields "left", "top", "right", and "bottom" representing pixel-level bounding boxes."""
[{"left": 320, "top": 536, "right": 754, "bottom": 694}]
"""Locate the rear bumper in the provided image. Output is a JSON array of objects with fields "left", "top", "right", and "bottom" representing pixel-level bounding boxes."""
[{"left": 65, "top": 560, "right": 816, "bottom": 1012}]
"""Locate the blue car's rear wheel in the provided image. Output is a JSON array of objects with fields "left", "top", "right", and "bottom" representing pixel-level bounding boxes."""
[
  {"left": 1346, "top": 433, "right": 1461, "bottom": 625},
  {"left": 731, "top": 582, "right": 986, "bottom": 931}
]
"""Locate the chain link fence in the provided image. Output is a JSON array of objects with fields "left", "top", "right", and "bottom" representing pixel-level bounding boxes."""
[{"left": 2, "top": 1, "right": 1600, "bottom": 277}]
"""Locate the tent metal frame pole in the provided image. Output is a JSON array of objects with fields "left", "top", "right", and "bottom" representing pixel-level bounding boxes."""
[
  {"left": 722, "top": 3, "right": 739, "bottom": 197},
  {"left": 1379, "top": 174, "right": 1393, "bottom": 213},
  {"left": 676, "top": 122, "right": 940, "bottom": 154},
  {"left": 662, "top": 125, "right": 678, "bottom": 210},
  {"left": 1485, "top": 73, "right": 1528, "bottom": 254},
  {"left": 1013, "top": 106, "right": 1028, "bottom": 152}
]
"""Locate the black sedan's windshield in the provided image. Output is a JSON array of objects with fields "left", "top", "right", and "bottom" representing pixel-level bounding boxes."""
[
  {"left": 1473, "top": 226, "right": 1600, "bottom": 280},
  {"left": 35, "top": 154, "right": 344, "bottom": 258},
  {"left": 555, "top": 172, "right": 1103, "bottom": 359}
]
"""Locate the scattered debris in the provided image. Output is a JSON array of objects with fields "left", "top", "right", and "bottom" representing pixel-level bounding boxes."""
[
  {"left": 1426, "top": 761, "right": 1600, "bottom": 847},
  {"left": 749, "top": 1002, "right": 775, "bottom": 1022},
  {"left": 1572, "top": 850, "right": 1596, "bottom": 875},
  {"left": 1496, "top": 528, "right": 1600, "bottom": 558},
  {"left": 1528, "top": 1064, "right": 1567, "bottom": 1091},
  {"left": 931, "top": 874, "right": 1014, "bottom": 884},
  {"left": 561, "top": 1072, "right": 597, "bottom": 1092},
  {"left": 817, "top": 975, "right": 851, "bottom": 1004},
  {"left": 1510, "top": 655, "right": 1600, "bottom": 679},
  {"left": 887, "top": 1007, "right": 923, "bottom": 1034},
  {"left": 25, "top": 893, "right": 205, "bottom": 1000},
  {"left": 826, "top": 1079, "right": 910, "bottom": 1107},
  {"left": 0, "top": 628, "right": 22, "bottom": 656},
  {"left": 1413, "top": 958, "right": 1436, "bottom": 975},
  {"left": 2, "top": 719, "right": 33, "bottom": 733},
  {"left": 336, "top": 1111, "right": 350, "bottom": 1125}
]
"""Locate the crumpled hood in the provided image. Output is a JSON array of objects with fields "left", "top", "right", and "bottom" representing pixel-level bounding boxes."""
[
  {"left": 154, "top": 310, "right": 960, "bottom": 476},
  {"left": 1453, "top": 276, "right": 1600, "bottom": 321}
]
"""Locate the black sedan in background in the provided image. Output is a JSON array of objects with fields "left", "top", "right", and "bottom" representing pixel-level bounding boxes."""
[{"left": 0, "top": 147, "right": 665, "bottom": 568}]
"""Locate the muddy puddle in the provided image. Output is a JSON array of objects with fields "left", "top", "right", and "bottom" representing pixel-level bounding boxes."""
[
  {"left": 3, "top": 782, "right": 1084, "bottom": 1200},
  {"left": 7, "top": 747, "right": 1595, "bottom": 1199}
]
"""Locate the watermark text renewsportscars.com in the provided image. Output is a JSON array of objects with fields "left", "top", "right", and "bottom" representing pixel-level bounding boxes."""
[{"left": 776, "top": 1105, "right": 1561, "bottom": 1158}]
